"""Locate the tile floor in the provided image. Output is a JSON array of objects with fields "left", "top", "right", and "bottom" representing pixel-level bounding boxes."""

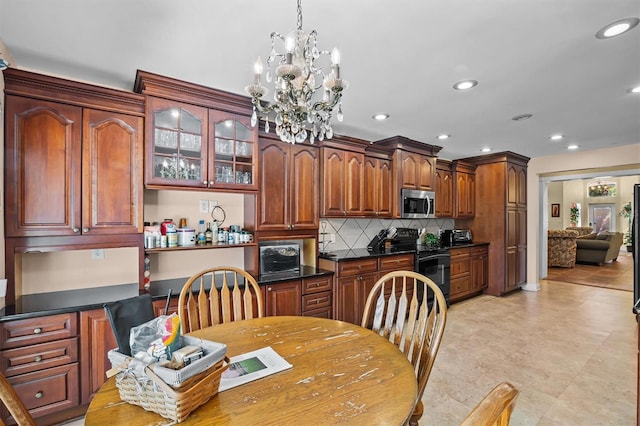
[
  {"left": 59, "top": 277, "right": 637, "bottom": 426},
  {"left": 421, "top": 279, "right": 636, "bottom": 425}
]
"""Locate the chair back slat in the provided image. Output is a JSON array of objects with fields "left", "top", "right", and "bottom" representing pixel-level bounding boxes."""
[
  {"left": 178, "top": 267, "right": 264, "bottom": 333},
  {"left": 361, "top": 270, "right": 447, "bottom": 424}
]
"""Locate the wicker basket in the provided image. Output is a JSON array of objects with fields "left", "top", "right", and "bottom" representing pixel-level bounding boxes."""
[{"left": 113, "top": 356, "right": 228, "bottom": 423}]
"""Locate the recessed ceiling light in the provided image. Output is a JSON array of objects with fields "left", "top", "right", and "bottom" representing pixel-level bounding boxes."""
[
  {"left": 550, "top": 134, "right": 563, "bottom": 141},
  {"left": 481, "top": 147, "right": 492, "bottom": 153},
  {"left": 453, "top": 80, "right": 478, "bottom": 90},
  {"left": 372, "top": 113, "right": 390, "bottom": 121},
  {"left": 437, "top": 134, "right": 450, "bottom": 140},
  {"left": 631, "top": 86, "right": 640, "bottom": 93},
  {"left": 567, "top": 144, "right": 579, "bottom": 150},
  {"left": 512, "top": 114, "right": 533, "bottom": 121},
  {"left": 595, "top": 17, "right": 640, "bottom": 39}
]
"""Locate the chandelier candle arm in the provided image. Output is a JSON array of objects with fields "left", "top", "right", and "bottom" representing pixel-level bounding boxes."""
[{"left": 244, "top": 0, "right": 348, "bottom": 144}]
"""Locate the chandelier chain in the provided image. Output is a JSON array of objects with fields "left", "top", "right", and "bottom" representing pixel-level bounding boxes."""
[{"left": 297, "top": 0, "right": 303, "bottom": 31}]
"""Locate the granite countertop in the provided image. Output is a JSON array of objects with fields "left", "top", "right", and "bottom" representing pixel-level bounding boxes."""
[
  {"left": 0, "top": 266, "right": 334, "bottom": 322},
  {"left": 318, "top": 248, "right": 416, "bottom": 261}
]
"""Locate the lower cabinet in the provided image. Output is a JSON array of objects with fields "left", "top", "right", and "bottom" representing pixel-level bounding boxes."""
[
  {"left": 0, "top": 313, "right": 79, "bottom": 424},
  {"left": 79, "top": 309, "right": 117, "bottom": 405},
  {"left": 450, "top": 245, "right": 488, "bottom": 302},
  {"left": 264, "top": 275, "right": 333, "bottom": 318}
]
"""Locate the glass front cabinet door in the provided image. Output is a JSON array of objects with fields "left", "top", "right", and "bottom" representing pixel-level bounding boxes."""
[
  {"left": 209, "top": 110, "right": 257, "bottom": 191},
  {"left": 146, "top": 98, "right": 257, "bottom": 191},
  {"left": 146, "top": 97, "right": 209, "bottom": 188}
]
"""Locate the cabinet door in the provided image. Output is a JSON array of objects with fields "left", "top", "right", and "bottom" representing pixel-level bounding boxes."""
[
  {"left": 377, "top": 159, "right": 392, "bottom": 217},
  {"left": 507, "top": 164, "right": 526, "bottom": 207},
  {"left": 79, "top": 309, "right": 117, "bottom": 404},
  {"left": 258, "top": 140, "right": 289, "bottom": 230},
  {"left": 82, "top": 109, "right": 143, "bottom": 235},
  {"left": 5, "top": 96, "right": 82, "bottom": 237},
  {"left": 344, "top": 152, "right": 364, "bottom": 215},
  {"left": 145, "top": 97, "right": 208, "bottom": 188},
  {"left": 456, "top": 172, "right": 468, "bottom": 217},
  {"left": 400, "top": 152, "right": 419, "bottom": 189},
  {"left": 362, "top": 157, "right": 378, "bottom": 216},
  {"left": 210, "top": 110, "right": 258, "bottom": 191},
  {"left": 321, "top": 147, "right": 345, "bottom": 216},
  {"left": 417, "top": 155, "right": 435, "bottom": 190},
  {"left": 264, "top": 281, "right": 302, "bottom": 316},
  {"left": 335, "top": 276, "right": 359, "bottom": 324},
  {"left": 289, "top": 144, "right": 319, "bottom": 229},
  {"left": 435, "top": 168, "right": 453, "bottom": 217},
  {"left": 471, "top": 248, "right": 488, "bottom": 291}
]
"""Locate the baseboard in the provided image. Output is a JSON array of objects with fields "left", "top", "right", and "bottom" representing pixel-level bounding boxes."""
[{"left": 521, "top": 282, "right": 540, "bottom": 292}]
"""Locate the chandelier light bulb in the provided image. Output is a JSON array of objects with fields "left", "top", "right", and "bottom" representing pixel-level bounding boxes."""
[
  {"left": 331, "top": 48, "right": 341, "bottom": 66},
  {"left": 254, "top": 57, "right": 263, "bottom": 75},
  {"left": 285, "top": 32, "right": 296, "bottom": 53}
]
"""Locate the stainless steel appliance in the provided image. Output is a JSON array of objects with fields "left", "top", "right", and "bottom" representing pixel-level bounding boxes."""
[
  {"left": 441, "top": 229, "right": 473, "bottom": 246},
  {"left": 259, "top": 242, "right": 301, "bottom": 276},
  {"left": 401, "top": 189, "right": 435, "bottom": 219}
]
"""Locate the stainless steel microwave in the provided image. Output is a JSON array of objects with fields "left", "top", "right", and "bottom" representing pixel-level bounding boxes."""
[{"left": 401, "top": 189, "right": 436, "bottom": 219}]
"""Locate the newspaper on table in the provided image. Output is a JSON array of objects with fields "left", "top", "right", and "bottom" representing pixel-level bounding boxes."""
[{"left": 219, "top": 346, "right": 292, "bottom": 392}]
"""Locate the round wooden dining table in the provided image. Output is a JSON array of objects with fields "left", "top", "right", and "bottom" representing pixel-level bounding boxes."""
[{"left": 85, "top": 316, "right": 417, "bottom": 425}]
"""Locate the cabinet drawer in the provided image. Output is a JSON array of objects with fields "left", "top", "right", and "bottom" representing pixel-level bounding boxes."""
[
  {"left": 471, "top": 246, "right": 488, "bottom": 257},
  {"left": 302, "top": 306, "right": 332, "bottom": 319},
  {"left": 449, "top": 247, "right": 471, "bottom": 259},
  {"left": 378, "top": 254, "right": 414, "bottom": 272},
  {"left": 451, "top": 259, "right": 470, "bottom": 276},
  {"left": 302, "top": 276, "right": 332, "bottom": 295},
  {"left": 0, "top": 337, "right": 78, "bottom": 377},
  {"left": 0, "top": 313, "right": 78, "bottom": 350},
  {"left": 302, "top": 291, "right": 332, "bottom": 312},
  {"left": 338, "top": 258, "right": 378, "bottom": 276},
  {"left": 3, "top": 363, "right": 79, "bottom": 423},
  {"left": 451, "top": 276, "right": 471, "bottom": 296}
]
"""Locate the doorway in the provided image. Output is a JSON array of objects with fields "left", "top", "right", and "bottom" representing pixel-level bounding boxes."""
[{"left": 589, "top": 204, "right": 616, "bottom": 233}]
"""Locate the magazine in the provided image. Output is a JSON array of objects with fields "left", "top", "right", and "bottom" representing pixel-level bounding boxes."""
[{"left": 219, "top": 346, "right": 292, "bottom": 392}]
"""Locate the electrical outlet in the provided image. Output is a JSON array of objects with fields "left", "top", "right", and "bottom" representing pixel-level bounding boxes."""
[
  {"left": 199, "top": 200, "right": 209, "bottom": 213},
  {"left": 92, "top": 249, "right": 105, "bottom": 260},
  {"left": 209, "top": 200, "right": 218, "bottom": 212}
]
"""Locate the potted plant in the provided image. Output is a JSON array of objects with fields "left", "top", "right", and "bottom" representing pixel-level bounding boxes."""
[
  {"left": 569, "top": 203, "right": 579, "bottom": 227},
  {"left": 618, "top": 202, "right": 633, "bottom": 252}
]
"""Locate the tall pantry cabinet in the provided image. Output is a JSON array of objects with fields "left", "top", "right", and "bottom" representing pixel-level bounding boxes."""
[{"left": 465, "top": 152, "right": 529, "bottom": 296}]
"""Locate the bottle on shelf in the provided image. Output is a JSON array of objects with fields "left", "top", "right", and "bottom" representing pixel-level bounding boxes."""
[
  {"left": 197, "top": 220, "right": 206, "bottom": 245},
  {"left": 205, "top": 222, "right": 213, "bottom": 243},
  {"left": 166, "top": 223, "right": 178, "bottom": 248}
]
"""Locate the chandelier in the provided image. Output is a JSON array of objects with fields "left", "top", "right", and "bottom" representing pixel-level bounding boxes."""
[{"left": 245, "top": 0, "right": 348, "bottom": 144}]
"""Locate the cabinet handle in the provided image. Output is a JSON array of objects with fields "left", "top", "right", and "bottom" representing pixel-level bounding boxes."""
[
  {"left": 82, "top": 227, "right": 90, "bottom": 233},
  {"left": 202, "top": 180, "right": 208, "bottom": 185},
  {"left": 315, "top": 283, "right": 320, "bottom": 287},
  {"left": 72, "top": 227, "right": 80, "bottom": 233},
  {"left": 209, "top": 181, "right": 214, "bottom": 186},
  {"left": 343, "top": 211, "right": 348, "bottom": 216},
  {"left": 34, "top": 355, "right": 42, "bottom": 362},
  {"left": 33, "top": 328, "right": 42, "bottom": 334},
  {"left": 35, "top": 391, "right": 43, "bottom": 399},
  {"left": 267, "top": 287, "right": 272, "bottom": 292}
]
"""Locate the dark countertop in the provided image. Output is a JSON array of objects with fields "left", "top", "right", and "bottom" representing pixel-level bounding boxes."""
[
  {"left": 0, "top": 265, "right": 334, "bottom": 322},
  {"left": 319, "top": 243, "right": 489, "bottom": 262}
]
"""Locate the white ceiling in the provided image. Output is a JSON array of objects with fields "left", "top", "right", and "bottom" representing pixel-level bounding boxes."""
[{"left": 1, "top": 0, "right": 639, "bottom": 161}]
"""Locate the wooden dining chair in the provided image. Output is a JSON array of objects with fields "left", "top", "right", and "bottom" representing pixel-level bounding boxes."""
[
  {"left": 0, "top": 372, "right": 36, "bottom": 426},
  {"left": 361, "top": 270, "right": 447, "bottom": 426},
  {"left": 460, "top": 382, "right": 520, "bottom": 426},
  {"left": 178, "top": 266, "right": 264, "bottom": 333}
]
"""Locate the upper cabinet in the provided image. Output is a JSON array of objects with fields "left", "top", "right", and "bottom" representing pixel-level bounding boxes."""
[
  {"left": 363, "top": 155, "right": 392, "bottom": 217},
  {"left": 453, "top": 161, "right": 476, "bottom": 218},
  {"left": 4, "top": 71, "right": 144, "bottom": 238},
  {"left": 253, "top": 135, "right": 319, "bottom": 231},
  {"left": 135, "top": 70, "right": 258, "bottom": 192},
  {"left": 435, "top": 160, "right": 453, "bottom": 218},
  {"left": 372, "top": 136, "right": 442, "bottom": 218}
]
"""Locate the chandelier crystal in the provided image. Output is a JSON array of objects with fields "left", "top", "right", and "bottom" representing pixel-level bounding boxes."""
[{"left": 245, "top": 0, "right": 348, "bottom": 144}]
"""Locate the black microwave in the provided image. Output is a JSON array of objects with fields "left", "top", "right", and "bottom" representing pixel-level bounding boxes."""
[{"left": 401, "top": 189, "right": 435, "bottom": 219}]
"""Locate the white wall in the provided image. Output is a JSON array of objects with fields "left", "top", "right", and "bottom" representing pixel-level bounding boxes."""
[{"left": 527, "top": 143, "right": 640, "bottom": 288}]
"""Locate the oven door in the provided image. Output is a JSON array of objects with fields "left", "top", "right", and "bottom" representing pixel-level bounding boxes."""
[{"left": 416, "top": 252, "right": 450, "bottom": 307}]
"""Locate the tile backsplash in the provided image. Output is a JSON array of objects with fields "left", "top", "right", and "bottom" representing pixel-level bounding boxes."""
[{"left": 319, "top": 217, "right": 455, "bottom": 252}]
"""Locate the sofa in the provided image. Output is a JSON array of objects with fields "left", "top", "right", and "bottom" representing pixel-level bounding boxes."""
[
  {"left": 575, "top": 232, "right": 624, "bottom": 265},
  {"left": 548, "top": 229, "right": 579, "bottom": 268},
  {"left": 566, "top": 226, "right": 593, "bottom": 236}
]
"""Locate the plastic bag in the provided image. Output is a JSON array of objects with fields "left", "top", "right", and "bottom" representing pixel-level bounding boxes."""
[{"left": 129, "top": 313, "right": 181, "bottom": 361}]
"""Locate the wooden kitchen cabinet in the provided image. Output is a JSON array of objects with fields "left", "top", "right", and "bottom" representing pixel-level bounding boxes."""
[
  {"left": 466, "top": 152, "right": 529, "bottom": 296},
  {"left": 363, "top": 156, "right": 392, "bottom": 217},
  {"left": 449, "top": 247, "right": 471, "bottom": 302},
  {"left": 79, "top": 309, "right": 117, "bottom": 405},
  {"left": 135, "top": 70, "right": 258, "bottom": 193},
  {"left": 4, "top": 95, "right": 143, "bottom": 238},
  {"left": 264, "top": 280, "right": 303, "bottom": 316},
  {"left": 435, "top": 161, "right": 453, "bottom": 217},
  {"left": 453, "top": 161, "right": 477, "bottom": 218},
  {"left": 301, "top": 276, "right": 333, "bottom": 318},
  {"left": 321, "top": 147, "right": 364, "bottom": 217},
  {"left": 255, "top": 136, "right": 319, "bottom": 231},
  {"left": 0, "top": 313, "right": 79, "bottom": 424},
  {"left": 471, "top": 245, "right": 489, "bottom": 292},
  {"left": 398, "top": 151, "right": 436, "bottom": 191}
]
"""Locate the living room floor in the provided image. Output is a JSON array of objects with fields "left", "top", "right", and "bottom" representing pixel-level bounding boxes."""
[
  {"left": 546, "top": 250, "right": 633, "bottom": 292},
  {"left": 422, "top": 279, "right": 635, "bottom": 425}
]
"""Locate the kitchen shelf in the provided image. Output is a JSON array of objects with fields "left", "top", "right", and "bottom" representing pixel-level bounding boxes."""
[{"left": 145, "top": 242, "right": 257, "bottom": 253}]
